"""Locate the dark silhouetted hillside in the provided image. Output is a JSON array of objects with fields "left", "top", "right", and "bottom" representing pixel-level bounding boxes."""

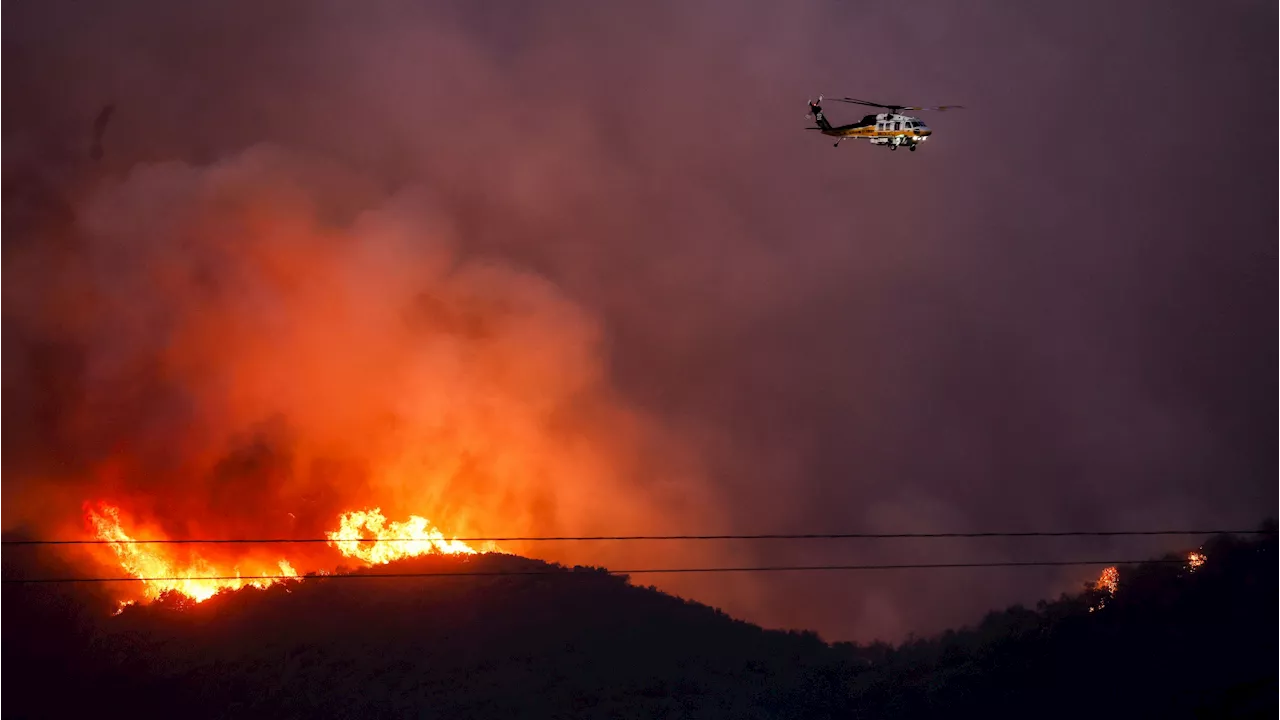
[
  {"left": 3, "top": 527, "right": 1276, "bottom": 719},
  {"left": 834, "top": 526, "right": 1277, "bottom": 719},
  {"left": 3, "top": 550, "right": 843, "bottom": 719}
]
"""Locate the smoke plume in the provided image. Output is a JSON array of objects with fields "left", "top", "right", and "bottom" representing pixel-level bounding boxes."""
[
  {"left": 4, "top": 0, "right": 1275, "bottom": 641},
  {"left": 6, "top": 142, "right": 739, "bottom": 582}
]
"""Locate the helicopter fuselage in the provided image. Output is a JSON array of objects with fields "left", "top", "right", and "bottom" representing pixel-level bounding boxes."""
[{"left": 822, "top": 112, "right": 931, "bottom": 149}]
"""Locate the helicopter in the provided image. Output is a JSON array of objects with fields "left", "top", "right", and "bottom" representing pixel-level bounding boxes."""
[{"left": 805, "top": 95, "right": 964, "bottom": 151}]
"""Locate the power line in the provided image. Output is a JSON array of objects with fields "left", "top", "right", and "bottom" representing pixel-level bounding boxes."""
[
  {"left": 1, "top": 529, "right": 1265, "bottom": 547},
  {"left": 1, "top": 558, "right": 1194, "bottom": 585}
]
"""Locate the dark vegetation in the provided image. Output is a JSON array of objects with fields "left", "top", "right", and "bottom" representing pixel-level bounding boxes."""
[{"left": 3, "top": 527, "right": 1275, "bottom": 719}]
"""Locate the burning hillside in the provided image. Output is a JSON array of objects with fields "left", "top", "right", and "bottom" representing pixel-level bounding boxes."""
[
  {"left": 87, "top": 502, "right": 299, "bottom": 604},
  {"left": 3, "top": 144, "right": 737, "bottom": 614},
  {"left": 1089, "top": 551, "right": 1211, "bottom": 612},
  {"left": 86, "top": 501, "right": 498, "bottom": 608},
  {"left": 5, "top": 526, "right": 1273, "bottom": 720}
]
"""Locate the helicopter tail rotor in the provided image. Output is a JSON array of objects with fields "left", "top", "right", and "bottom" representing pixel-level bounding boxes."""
[
  {"left": 805, "top": 94, "right": 823, "bottom": 115},
  {"left": 805, "top": 95, "right": 834, "bottom": 131},
  {"left": 805, "top": 94, "right": 824, "bottom": 122}
]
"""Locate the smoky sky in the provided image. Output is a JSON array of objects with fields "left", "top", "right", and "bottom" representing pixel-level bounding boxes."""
[{"left": 3, "top": 0, "right": 1276, "bottom": 642}]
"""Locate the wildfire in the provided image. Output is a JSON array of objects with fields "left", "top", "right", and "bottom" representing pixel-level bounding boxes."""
[
  {"left": 1089, "top": 566, "right": 1120, "bottom": 612},
  {"left": 1186, "top": 551, "right": 1206, "bottom": 571},
  {"left": 1094, "top": 566, "right": 1119, "bottom": 594},
  {"left": 325, "top": 508, "right": 492, "bottom": 565},
  {"left": 87, "top": 503, "right": 299, "bottom": 605},
  {"left": 87, "top": 502, "right": 493, "bottom": 610}
]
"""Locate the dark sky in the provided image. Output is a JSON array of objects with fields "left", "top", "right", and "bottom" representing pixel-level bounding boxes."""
[{"left": 3, "top": 0, "right": 1276, "bottom": 642}]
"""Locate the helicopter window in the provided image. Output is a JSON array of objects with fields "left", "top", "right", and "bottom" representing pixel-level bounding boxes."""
[{"left": 894, "top": 122, "right": 901, "bottom": 131}]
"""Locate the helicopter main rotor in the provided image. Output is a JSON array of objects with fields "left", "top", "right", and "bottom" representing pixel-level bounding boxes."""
[{"left": 832, "top": 97, "right": 965, "bottom": 115}]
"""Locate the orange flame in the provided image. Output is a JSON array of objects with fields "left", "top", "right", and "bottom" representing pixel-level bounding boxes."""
[
  {"left": 1087, "top": 566, "right": 1119, "bottom": 613},
  {"left": 325, "top": 508, "right": 495, "bottom": 564},
  {"left": 1187, "top": 551, "right": 1206, "bottom": 571},
  {"left": 87, "top": 502, "right": 492, "bottom": 609},
  {"left": 1095, "top": 566, "right": 1119, "bottom": 595},
  {"left": 87, "top": 503, "right": 298, "bottom": 605}
]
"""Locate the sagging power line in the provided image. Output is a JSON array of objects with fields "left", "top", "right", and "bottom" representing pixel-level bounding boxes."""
[
  {"left": 2, "top": 557, "right": 1198, "bottom": 585},
  {"left": 1, "top": 529, "right": 1266, "bottom": 547}
]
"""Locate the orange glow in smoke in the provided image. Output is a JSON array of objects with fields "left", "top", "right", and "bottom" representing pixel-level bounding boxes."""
[{"left": 21, "top": 158, "right": 733, "bottom": 620}]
